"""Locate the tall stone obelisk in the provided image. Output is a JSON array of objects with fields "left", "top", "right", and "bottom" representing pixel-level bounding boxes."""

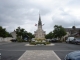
[{"left": 34, "top": 14, "right": 46, "bottom": 39}]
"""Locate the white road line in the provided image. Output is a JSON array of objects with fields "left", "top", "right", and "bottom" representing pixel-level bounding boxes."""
[
  {"left": 52, "top": 51, "right": 61, "bottom": 60},
  {"left": 18, "top": 50, "right": 61, "bottom": 60}
]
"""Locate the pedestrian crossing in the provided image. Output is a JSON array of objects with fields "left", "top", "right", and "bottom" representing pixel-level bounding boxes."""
[{"left": 18, "top": 50, "right": 61, "bottom": 60}]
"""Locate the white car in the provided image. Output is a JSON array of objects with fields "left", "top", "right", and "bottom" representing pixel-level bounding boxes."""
[{"left": 66, "top": 37, "right": 75, "bottom": 43}]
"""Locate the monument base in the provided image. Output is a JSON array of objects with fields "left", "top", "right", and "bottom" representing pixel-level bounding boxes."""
[{"left": 30, "top": 38, "right": 50, "bottom": 45}]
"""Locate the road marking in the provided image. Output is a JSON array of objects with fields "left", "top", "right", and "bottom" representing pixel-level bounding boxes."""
[
  {"left": 52, "top": 51, "right": 61, "bottom": 60},
  {"left": 18, "top": 50, "right": 61, "bottom": 60}
]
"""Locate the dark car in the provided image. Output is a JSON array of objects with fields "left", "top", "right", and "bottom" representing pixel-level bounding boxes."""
[
  {"left": 65, "top": 51, "right": 80, "bottom": 60},
  {"left": 74, "top": 38, "right": 80, "bottom": 44},
  {"left": 51, "top": 38, "right": 59, "bottom": 42},
  {"left": 72, "top": 38, "right": 80, "bottom": 44},
  {"left": 10, "top": 39, "right": 17, "bottom": 42}
]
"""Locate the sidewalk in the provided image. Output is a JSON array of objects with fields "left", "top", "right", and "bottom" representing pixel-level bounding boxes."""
[{"left": 18, "top": 50, "right": 61, "bottom": 60}]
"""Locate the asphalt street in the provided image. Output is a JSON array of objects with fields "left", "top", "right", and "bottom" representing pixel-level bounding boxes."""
[{"left": 0, "top": 42, "right": 80, "bottom": 60}]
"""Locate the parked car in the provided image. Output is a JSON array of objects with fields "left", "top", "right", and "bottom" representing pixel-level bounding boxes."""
[
  {"left": 65, "top": 51, "right": 80, "bottom": 60},
  {"left": 66, "top": 37, "right": 75, "bottom": 43},
  {"left": 71, "top": 38, "right": 76, "bottom": 44},
  {"left": 51, "top": 38, "right": 59, "bottom": 42},
  {"left": 74, "top": 38, "right": 80, "bottom": 44},
  {"left": 10, "top": 39, "right": 17, "bottom": 42},
  {"left": 24, "top": 38, "right": 28, "bottom": 41}
]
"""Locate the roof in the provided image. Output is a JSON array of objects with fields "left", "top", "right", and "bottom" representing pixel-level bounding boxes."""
[{"left": 64, "top": 28, "right": 80, "bottom": 32}]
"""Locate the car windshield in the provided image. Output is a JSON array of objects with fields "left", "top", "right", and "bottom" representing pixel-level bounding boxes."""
[
  {"left": 69, "top": 37, "right": 74, "bottom": 40},
  {"left": 76, "top": 38, "right": 80, "bottom": 40}
]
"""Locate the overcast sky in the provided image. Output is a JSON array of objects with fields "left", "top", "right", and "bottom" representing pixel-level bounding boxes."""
[{"left": 0, "top": 0, "right": 80, "bottom": 34}]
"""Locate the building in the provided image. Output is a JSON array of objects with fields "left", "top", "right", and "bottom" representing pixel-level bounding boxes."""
[
  {"left": 64, "top": 26, "right": 80, "bottom": 37},
  {"left": 61, "top": 26, "right": 80, "bottom": 41},
  {"left": 11, "top": 30, "right": 17, "bottom": 39},
  {"left": 34, "top": 14, "right": 46, "bottom": 39}
]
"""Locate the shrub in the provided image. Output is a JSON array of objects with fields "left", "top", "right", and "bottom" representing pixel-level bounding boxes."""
[{"left": 30, "top": 41, "right": 50, "bottom": 45}]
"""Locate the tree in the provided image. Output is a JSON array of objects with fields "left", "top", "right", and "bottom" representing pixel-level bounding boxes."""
[
  {"left": 45, "top": 31, "right": 54, "bottom": 39},
  {"left": 26, "top": 32, "right": 35, "bottom": 39},
  {"left": 53, "top": 25, "right": 66, "bottom": 40},
  {"left": 0, "top": 26, "right": 12, "bottom": 37},
  {"left": 22, "top": 31, "right": 34, "bottom": 40},
  {"left": 15, "top": 27, "right": 34, "bottom": 42}
]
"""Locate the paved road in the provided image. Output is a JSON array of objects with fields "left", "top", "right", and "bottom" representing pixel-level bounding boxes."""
[{"left": 0, "top": 42, "right": 80, "bottom": 60}]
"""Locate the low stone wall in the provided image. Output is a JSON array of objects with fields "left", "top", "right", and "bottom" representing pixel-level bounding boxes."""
[{"left": 0, "top": 37, "right": 13, "bottom": 42}]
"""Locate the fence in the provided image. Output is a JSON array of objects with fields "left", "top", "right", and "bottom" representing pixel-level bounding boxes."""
[{"left": 0, "top": 37, "right": 13, "bottom": 42}]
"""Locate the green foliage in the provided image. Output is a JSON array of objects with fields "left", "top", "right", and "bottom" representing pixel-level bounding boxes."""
[
  {"left": 16, "top": 27, "right": 25, "bottom": 37},
  {"left": 45, "top": 32, "right": 54, "bottom": 39},
  {"left": 53, "top": 25, "right": 66, "bottom": 39},
  {"left": 15, "top": 27, "right": 34, "bottom": 42},
  {"left": 0, "top": 26, "right": 12, "bottom": 37},
  {"left": 26, "top": 32, "right": 35, "bottom": 39}
]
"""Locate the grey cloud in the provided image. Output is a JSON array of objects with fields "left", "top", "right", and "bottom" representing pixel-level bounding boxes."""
[
  {"left": 0, "top": 0, "right": 80, "bottom": 33},
  {"left": 0, "top": 0, "right": 50, "bottom": 24},
  {"left": 52, "top": 12, "right": 80, "bottom": 28},
  {"left": 67, "top": 0, "right": 80, "bottom": 8},
  {"left": 59, "top": 8, "right": 69, "bottom": 16}
]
